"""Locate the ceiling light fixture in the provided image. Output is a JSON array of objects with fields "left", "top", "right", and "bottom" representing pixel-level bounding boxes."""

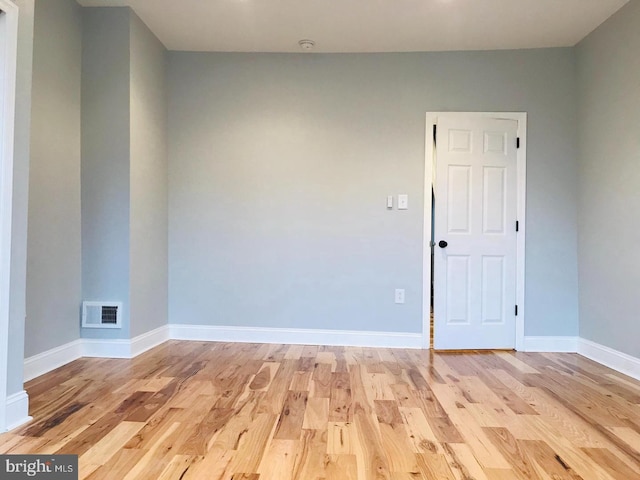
[{"left": 298, "top": 39, "right": 315, "bottom": 51}]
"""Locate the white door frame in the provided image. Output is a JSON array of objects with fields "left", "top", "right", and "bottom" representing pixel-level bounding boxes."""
[
  {"left": 423, "top": 112, "right": 527, "bottom": 350},
  {"left": 0, "top": 0, "right": 19, "bottom": 432}
]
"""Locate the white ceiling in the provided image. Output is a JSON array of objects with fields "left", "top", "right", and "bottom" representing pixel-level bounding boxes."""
[{"left": 76, "top": 0, "right": 629, "bottom": 53}]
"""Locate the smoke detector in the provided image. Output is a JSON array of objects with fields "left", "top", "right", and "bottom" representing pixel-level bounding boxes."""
[{"left": 298, "top": 39, "right": 315, "bottom": 51}]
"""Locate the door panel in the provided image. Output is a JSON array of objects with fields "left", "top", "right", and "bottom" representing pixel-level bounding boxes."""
[
  {"left": 434, "top": 116, "right": 518, "bottom": 350},
  {"left": 482, "top": 167, "right": 506, "bottom": 234},
  {"left": 447, "top": 166, "right": 471, "bottom": 234},
  {"left": 446, "top": 255, "right": 470, "bottom": 325},
  {"left": 481, "top": 255, "right": 505, "bottom": 324}
]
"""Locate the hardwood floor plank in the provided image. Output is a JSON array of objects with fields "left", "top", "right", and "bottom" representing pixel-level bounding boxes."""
[
  {"left": 491, "top": 370, "right": 615, "bottom": 446},
  {"left": 353, "top": 409, "right": 391, "bottom": 479},
  {"left": 256, "top": 438, "right": 298, "bottom": 480},
  {"left": 80, "top": 421, "right": 145, "bottom": 466},
  {"left": 329, "top": 372, "right": 352, "bottom": 422},
  {"left": 378, "top": 423, "right": 419, "bottom": 473},
  {"left": 444, "top": 409, "right": 512, "bottom": 469},
  {"left": 605, "top": 425, "right": 640, "bottom": 452},
  {"left": 249, "top": 362, "right": 279, "bottom": 391},
  {"left": 348, "top": 365, "right": 374, "bottom": 415},
  {"left": 426, "top": 414, "right": 464, "bottom": 443},
  {"left": 155, "top": 455, "right": 202, "bottom": 480},
  {"left": 273, "top": 390, "right": 308, "bottom": 440},
  {"left": 311, "top": 362, "right": 333, "bottom": 398},
  {"left": 415, "top": 453, "right": 457, "bottom": 480},
  {"left": 389, "top": 384, "right": 420, "bottom": 409},
  {"left": 325, "top": 454, "right": 358, "bottom": 480},
  {"left": 289, "top": 371, "right": 312, "bottom": 391},
  {"left": 441, "top": 443, "right": 490, "bottom": 480},
  {"left": 262, "top": 359, "right": 298, "bottom": 414},
  {"left": 181, "top": 447, "right": 233, "bottom": 480},
  {"left": 177, "top": 406, "right": 234, "bottom": 455},
  {"left": 226, "top": 413, "right": 278, "bottom": 474},
  {"left": 55, "top": 410, "right": 128, "bottom": 456},
  {"left": 414, "top": 383, "right": 447, "bottom": 418},
  {"left": 398, "top": 407, "right": 441, "bottom": 454},
  {"left": 482, "top": 427, "right": 541, "bottom": 479},
  {"left": 582, "top": 447, "right": 640, "bottom": 480},
  {"left": 84, "top": 448, "right": 147, "bottom": 480},
  {"left": 327, "top": 422, "right": 356, "bottom": 455},
  {"left": 522, "top": 416, "right": 621, "bottom": 480},
  {"left": 291, "top": 429, "right": 328, "bottom": 480},
  {"left": 375, "top": 400, "right": 404, "bottom": 425},
  {"left": 208, "top": 401, "right": 260, "bottom": 451},
  {"left": 527, "top": 374, "right": 640, "bottom": 465},
  {"left": 494, "top": 352, "right": 541, "bottom": 374},
  {"left": 23, "top": 401, "right": 88, "bottom": 437},
  {"left": 0, "top": 434, "right": 23, "bottom": 452},
  {"left": 361, "top": 371, "right": 395, "bottom": 403},
  {"left": 519, "top": 439, "right": 583, "bottom": 480},
  {"left": 231, "top": 474, "right": 260, "bottom": 480},
  {"left": 302, "top": 397, "right": 329, "bottom": 430},
  {"left": 121, "top": 421, "right": 185, "bottom": 480},
  {"left": 2, "top": 341, "right": 638, "bottom": 480},
  {"left": 33, "top": 425, "right": 92, "bottom": 454}
]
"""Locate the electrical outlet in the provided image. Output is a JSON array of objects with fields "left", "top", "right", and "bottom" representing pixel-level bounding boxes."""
[{"left": 395, "top": 289, "right": 405, "bottom": 304}]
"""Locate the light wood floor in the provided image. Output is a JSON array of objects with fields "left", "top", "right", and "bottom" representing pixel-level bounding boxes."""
[{"left": 1, "top": 341, "right": 639, "bottom": 479}]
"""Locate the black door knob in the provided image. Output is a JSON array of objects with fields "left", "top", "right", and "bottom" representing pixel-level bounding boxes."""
[{"left": 438, "top": 240, "right": 448, "bottom": 248}]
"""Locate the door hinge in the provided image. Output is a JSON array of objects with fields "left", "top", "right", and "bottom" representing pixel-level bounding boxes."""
[
  {"left": 515, "top": 305, "right": 518, "bottom": 316},
  {"left": 516, "top": 220, "right": 519, "bottom": 232},
  {"left": 516, "top": 137, "right": 520, "bottom": 149},
  {"left": 433, "top": 124, "right": 437, "bottom": 145}
]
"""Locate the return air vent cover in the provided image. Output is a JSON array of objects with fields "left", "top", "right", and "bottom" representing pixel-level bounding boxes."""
[{"left": 82, "top": 301, "right": 122, "bottom": 329}]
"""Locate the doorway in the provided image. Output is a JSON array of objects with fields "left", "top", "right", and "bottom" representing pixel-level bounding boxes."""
[{"left": 423, "top": 113, "right": 527, "bottom": 350}]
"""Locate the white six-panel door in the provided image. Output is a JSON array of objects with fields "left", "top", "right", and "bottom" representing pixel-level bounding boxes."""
[{"left": 433, "top": 116, "right": 518, "bottom": 350}]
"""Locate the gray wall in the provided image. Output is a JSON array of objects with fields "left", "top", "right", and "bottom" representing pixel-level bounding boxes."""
[
  {"left": 168, "top": 49, "right": 580, "bottom": 336},
  {"left": 577, "top": 0, "right": 640, "bottom": 357},
  {"left": 81, "top": 7, "right": 131, "bottom": 339},
  {"left": 25, "top": 0, "right": 82, "bottom": 357},
  {"left": 7, "top": 0, "right": 34, "bottom": 395},
  {"left": 129, "top": 13, "right": 168, "bottom": 337},
  {"left": 82, "top": 8, "right": 168, "bottom": 340}
]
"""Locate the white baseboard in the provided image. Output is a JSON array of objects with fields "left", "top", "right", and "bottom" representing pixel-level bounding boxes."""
[
  {"left": 81, "top": 338, "right": 133, "bottom": 359},
  {"left": 22, "top": 329, "right": 640, "bottom": 388},
  {"left": 169, "top": 324, "right": 423, "bottom": 349},
  {"left": 5, "top": 390, "right": 31, "bottom": 431},
  {"left": 130, "top": 325, "right": 171, "bottom": 357},
  {"left": 23, "top": 324, "right": 421, "bottom": 383},
  {"left": 82, "top": 325, "right": 170, "bottom": 358},
  {"left": 23, "top": 339, "right": 83, "bottom": 382},
  {"left": 523, "top": 336, "right": 578, "bottom": 353},
  {"left": 23, "top": 326, "right": 170, "bottom": 380},
  {"left": 578, "top": 338, "right": 640, "bottom": 381}
]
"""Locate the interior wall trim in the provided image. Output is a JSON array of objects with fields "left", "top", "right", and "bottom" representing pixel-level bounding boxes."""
[
  {"left": 522, "top": 336, "right": 578, "bottom": 353},
  {"left": 22, "top": 325, "right": 421, "bottom": 384},
  {"left": 23, "top": 339, "right": 83, "bottom": 382},
  {"left": 21, "top": 331, "right": 640, "bottom": 398},
  {"left": 578, "top": 338, "right": 640, "bottom": 381},
  {"left": 4, "top": 390, "right": 31, "bottom": 432},
  {"left": 169, "top": 324, "right": 423, "bottom": 349}
]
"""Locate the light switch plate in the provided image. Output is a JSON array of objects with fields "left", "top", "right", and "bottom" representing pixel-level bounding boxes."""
[{"left": 398, "top": 194, "right": 408, "bottom": 210}]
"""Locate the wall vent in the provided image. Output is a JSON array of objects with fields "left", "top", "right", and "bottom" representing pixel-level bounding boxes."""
[{"left": 82, "top": 301, "right": 122, "bottom": 329}]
